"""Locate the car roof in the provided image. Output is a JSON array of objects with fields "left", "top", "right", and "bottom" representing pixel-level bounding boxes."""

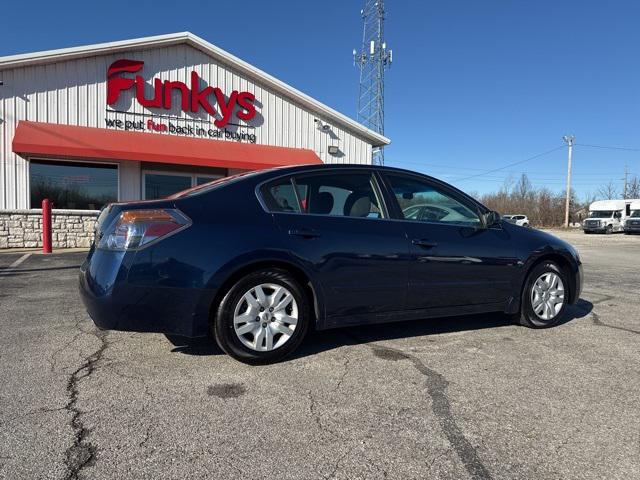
[{"left": 246, "top": 163, "right": 463, "bottom": 184}]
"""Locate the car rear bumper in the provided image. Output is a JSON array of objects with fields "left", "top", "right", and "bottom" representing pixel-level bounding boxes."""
[
  {"left": 624, "top": 224, "right": 640, "bottom": 232},
  {"left": 79, "top": 249, "right": 211, "bottom": 337}
]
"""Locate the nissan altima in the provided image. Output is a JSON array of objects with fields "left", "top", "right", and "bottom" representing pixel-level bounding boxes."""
[{"left": 79, "top": 165, "right": 583, "bottom": 363}]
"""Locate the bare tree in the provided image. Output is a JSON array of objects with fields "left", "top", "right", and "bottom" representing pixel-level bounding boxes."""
[
  {"left": 515, "top": 174, "right": 533, "bottom": 200},
  {"left": 598, "top": 181, "right": 618, "bottom": 200},
  {"left": 479, "top": 180, "right": 570, "bottom": 227},
  {"left": 582, "top": 191, "right": 598, "bottom": 206},
  {"left": 626, "top": 175, "right": 640, "bottom": 199}
]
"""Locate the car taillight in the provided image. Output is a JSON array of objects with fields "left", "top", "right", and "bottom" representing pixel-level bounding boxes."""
[{"left": 97, "top": 209, "right": 190, "bottom": 250}]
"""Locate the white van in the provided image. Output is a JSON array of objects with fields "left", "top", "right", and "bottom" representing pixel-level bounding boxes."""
[
  {"left": 624, "top": 200, "right": 640, "bottom": 234},
  {"left": 582, "top": 200, "right": 628, "bottom": 234}
]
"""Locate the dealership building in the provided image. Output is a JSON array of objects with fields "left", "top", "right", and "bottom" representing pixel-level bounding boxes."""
[{"left": 0, "top": 32, "right": 389, "bottom": 248}]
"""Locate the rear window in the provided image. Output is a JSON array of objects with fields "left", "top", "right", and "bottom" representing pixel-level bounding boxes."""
[
  {"left": 262, "top": 178, "right": 301, "bottom": 213},
  {"left": 168, "top": 170, "right": 263, "bottom": 199}
]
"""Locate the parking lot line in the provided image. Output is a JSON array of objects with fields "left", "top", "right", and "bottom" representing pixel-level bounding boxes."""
[{"left": 0, "top": 253, "right": 32, "bottom": 274}]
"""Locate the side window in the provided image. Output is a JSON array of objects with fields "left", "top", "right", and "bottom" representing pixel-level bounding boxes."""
[
  {"left": 384, "top": 173, "right": 481, "bottom": 226},
  {"left": 261, "top": 178, "right": 301, "bottom": 213},
  {"left": 294, "top": 172, "right": 384, "bottom": 218}
]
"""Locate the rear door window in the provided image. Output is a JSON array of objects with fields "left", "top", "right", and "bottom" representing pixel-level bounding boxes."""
[{"left": 293, "top": 172, "right": 384, "bottom": 219}]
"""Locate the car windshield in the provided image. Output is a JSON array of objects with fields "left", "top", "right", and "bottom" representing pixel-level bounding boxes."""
[
  {"left": 630, "top": 210, "right": 640, "bottom": 218},
  {"left": 589, "top": 210, "right": 613, "bottom": 218}
]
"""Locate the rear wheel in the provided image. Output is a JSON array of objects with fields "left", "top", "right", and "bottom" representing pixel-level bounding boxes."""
[
  {"left": 518, "top": 261, "right": 568, "bottom": 328},
  {"left": 213, "top": 269, "right": 310, "bottom": 364}
]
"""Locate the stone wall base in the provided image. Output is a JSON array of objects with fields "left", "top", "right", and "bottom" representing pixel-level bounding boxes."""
[{"left": 0, "top": 209, "right": 99, "bottom": 249}]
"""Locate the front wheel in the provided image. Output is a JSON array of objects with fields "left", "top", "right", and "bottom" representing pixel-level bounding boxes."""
[
  {"left": 213, "top": 269, "right": 311, "bottom": 364},
  {"left": 518, "top": 261, "right": 568, "bottom": 328},
  {"left": 605, "top": 225, "right": 613, "bottom": 234}
]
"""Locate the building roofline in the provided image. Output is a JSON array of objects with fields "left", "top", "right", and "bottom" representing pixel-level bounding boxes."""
[{"left": 0, "top": 32, "right": 390, "bottom": 147}]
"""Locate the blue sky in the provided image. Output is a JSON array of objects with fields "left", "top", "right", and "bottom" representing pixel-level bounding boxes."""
[{"left": 2, "top": 0, "right": 639, "bottom": 199}]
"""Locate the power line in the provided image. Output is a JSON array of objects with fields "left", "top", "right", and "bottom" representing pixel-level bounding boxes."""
[
  {"left": 385, "top": 142, "right": 638, "bottom": 182},
  {"left": 576, "top": 143, "right": 640, "bottom": 152},
  {"left": 453, "top": 145, "right": 565, "bottom": 181},
  {"left": 387, "top": 160, "right": 634, "bottom": 177},
  {"left": 450, "top": 176, "right": 622, "bottom": 185}
]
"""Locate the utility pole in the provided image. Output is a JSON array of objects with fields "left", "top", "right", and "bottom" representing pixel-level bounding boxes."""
[
  {"left": 622, "top": 164, "right": 628, "bottom": 199},
  {"left": 563, "top": 135, "right": 575, "bottom": 228}
]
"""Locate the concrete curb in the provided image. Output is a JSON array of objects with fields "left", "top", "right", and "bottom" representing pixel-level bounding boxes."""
[{"left": 0, "top": 248, "right": 90, "bottom": 255}]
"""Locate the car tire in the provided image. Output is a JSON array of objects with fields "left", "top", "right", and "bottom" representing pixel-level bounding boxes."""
[
  {"left": 213, "top": 269, "right": 311, "bottom": 364},
  {"left": 518, "top": 261, "right": 569, "bottom": 329},
  {"left": 605, "top": 225, "right": 612, "bottom": 234}
]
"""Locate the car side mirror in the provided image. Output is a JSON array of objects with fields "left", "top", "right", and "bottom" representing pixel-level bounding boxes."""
[{"left": 484, "top": 210, "right": 501, "bottom": 228}]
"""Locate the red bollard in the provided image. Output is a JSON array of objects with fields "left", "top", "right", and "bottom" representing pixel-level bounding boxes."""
[{"left": 42, "top": 198, "right": 52, "bottom": 254}]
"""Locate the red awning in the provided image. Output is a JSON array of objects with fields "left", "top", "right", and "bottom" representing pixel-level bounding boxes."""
[{"left": 12, "top": 121, "right": 322, "bottom": 170}]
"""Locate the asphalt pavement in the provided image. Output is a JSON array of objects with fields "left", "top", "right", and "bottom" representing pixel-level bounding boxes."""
[{"left": 0, "top": 230, "right": 638, "bottom": 479}]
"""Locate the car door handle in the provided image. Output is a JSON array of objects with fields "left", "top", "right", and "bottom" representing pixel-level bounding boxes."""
[
  {"left": 288, "top": 228, "right": 322, "bottom": 238},
  {"left": 412, "top": 238, "right": 438, "bottom": 248}
]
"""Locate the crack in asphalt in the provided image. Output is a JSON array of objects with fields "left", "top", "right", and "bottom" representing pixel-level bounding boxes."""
[
  {"left": 62, "top": 327, "right": 109, "bottom": 480},
  {"left": 590, "top": 311, "right": 639, "bottom": 335},
  {"left": 331, "top": 355, "right": 350, "bottom": 394},
  {"left": 324, "top": 443, "right": 360, "bottom": 480},
  {"left": 47, "top": 309, "right": 86, "bottom": 374},
  {"left": 137, "top": 382, "right": 155, "bottom": 450},
  {"left": 138, "top": 424, "right": 152, "bottom": 449},
  {"left": 307, "top": 356, "right": 354, "bottom": 443},
  {"left": 344, "top": 332, "right": 493, "bottom": 480},
  {"left": 583, "top": 292, "right": 615, "bottom": 305},
  {"left": 578, "top": 293, "right": 639, "bottom": 334},
  {"left": 306, "top": 389, "right": 338, "bottom": 440}
]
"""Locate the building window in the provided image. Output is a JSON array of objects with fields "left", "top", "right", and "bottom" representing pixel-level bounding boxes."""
[
  {"left": 196, "top": 176, "right": 219, "bottom": 186},
  {"left": 144, "top": 173, "right": 192, "bottom": 200},
  {"left": 143, "top": 171, "right": 224, "bottom": 200},
  {"left": 29, "top": 160, "right": 118, "bottom": 210}
]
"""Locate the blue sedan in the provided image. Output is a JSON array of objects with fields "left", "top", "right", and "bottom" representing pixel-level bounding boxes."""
[{"left": 79, "top": 165, "right": 583, "bottom": 363}]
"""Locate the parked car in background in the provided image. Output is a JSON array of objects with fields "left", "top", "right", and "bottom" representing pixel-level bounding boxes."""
[
  {"left": 79, "top": 165, "right": 583, "bottom": 364},
  {"left": 624, "top": 200, "right": 640, "bottom": 234},
  {"left": 402, "top": 203, "right": 474, "bottom": 223},
  {"left": 583, "top": 200, "right": 629, "bottom": 234},
  {"left": 503, "top": 215, "right": 530, "bottom": 227}
]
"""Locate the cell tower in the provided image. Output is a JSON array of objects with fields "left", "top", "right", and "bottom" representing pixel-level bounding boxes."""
[{"left": 353, "top": 0, "right": 392, "bottom": 165}]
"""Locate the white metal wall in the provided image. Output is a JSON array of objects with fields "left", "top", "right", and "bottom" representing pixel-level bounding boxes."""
[{"left": 0, "top": 43, "right": 373, "bottom": 209}]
